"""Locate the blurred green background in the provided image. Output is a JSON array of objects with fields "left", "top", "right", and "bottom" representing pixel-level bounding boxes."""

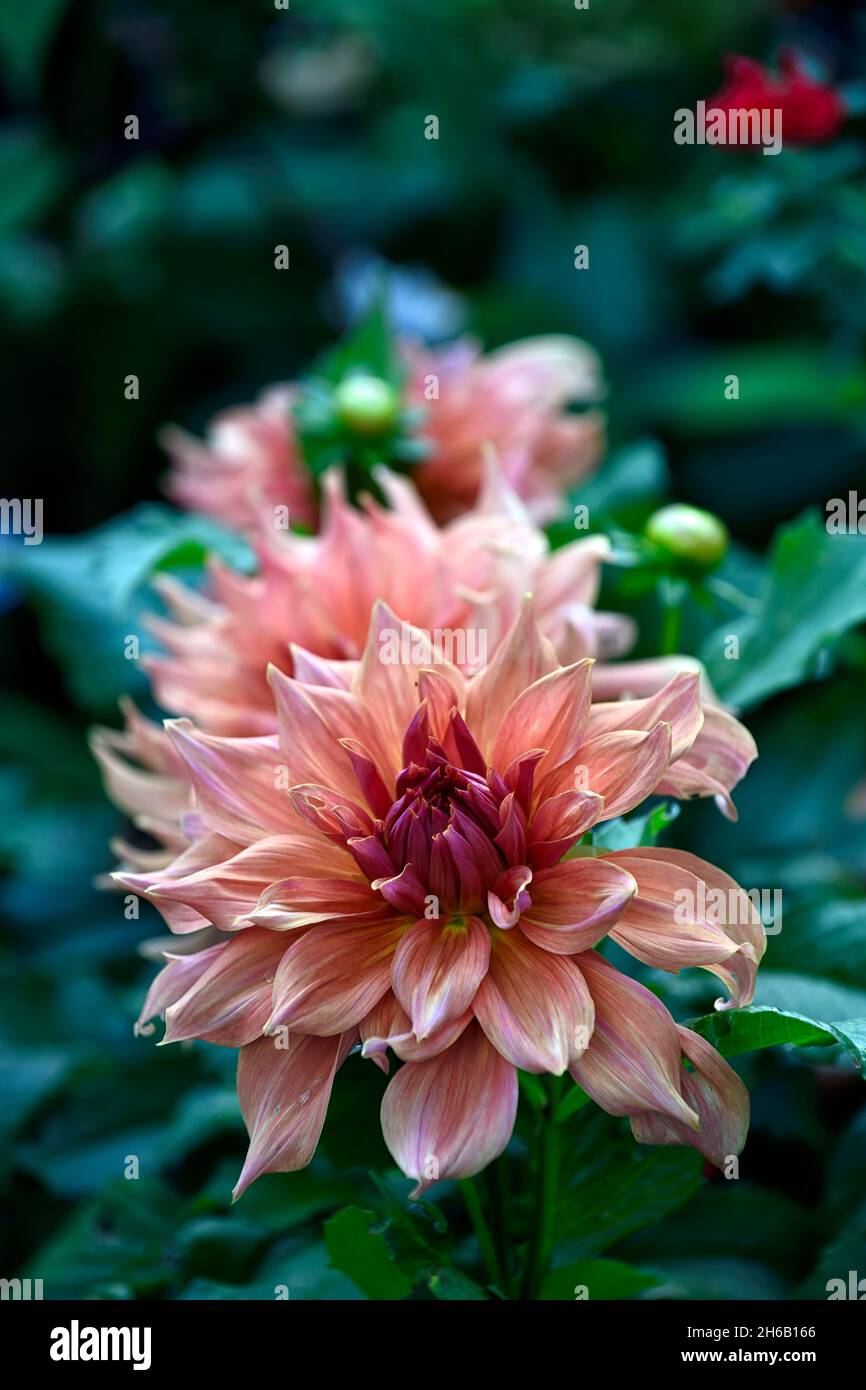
[{"left": 2, "top": 0, "right": 866, "bottom": 1300}]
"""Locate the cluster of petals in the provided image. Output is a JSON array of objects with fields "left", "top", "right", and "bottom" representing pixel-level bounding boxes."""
[
  {"left": 114, "top": 603, "right": 764, "bottom": 1196},
  {"left": 164, "top": 335, "right": 604, "bottom": 533},
  {"left": 706, "top": 50, "right": 845, "bottom": 144},
  {"left": 92, "top": 466, "right": 756, "bottom": 885}
]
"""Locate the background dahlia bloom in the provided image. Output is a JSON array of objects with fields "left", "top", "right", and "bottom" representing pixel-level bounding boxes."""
[
  {"left": 91, "top": 474, "right": 756, "bottom": 873},
  {"left": 163, "top": 334, "right": 603, "bottom": 532},
  {"left": 404, "top": 335, "right": 604, "bottom": 523},
  {"left": 116, "top": 604, "right": 763, "bottom": 1197},
  {"left": 706, "top": 50, "right": 845, "bottom": 145},
  {"left": 141, "top": 462, "right": 632, "bottom": 738},
  {"left": 163, "top": 385, "right": 318, "bottom": 536}
]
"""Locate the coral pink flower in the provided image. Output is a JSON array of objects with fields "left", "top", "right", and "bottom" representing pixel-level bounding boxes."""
[
  {"left": 404, "top": 336, "right": 604, "bottom": 523},
  {"left": 91, "top": 471, "right": 756, "bottom": 882},
  {"left": 115, "top": 604, "right": 762, "bottom": 1196},
  {"left": 141, "top": 462, "right": 630, "bottom": 738},
  {"left": 162, "top": 386, "right": 317, "bottom": 536},
  {"left": 162, "top": 335, "right": 603, "bottom": 533},
  {"left": 706, "top": 50, "right": 845, "bottom": 145}
]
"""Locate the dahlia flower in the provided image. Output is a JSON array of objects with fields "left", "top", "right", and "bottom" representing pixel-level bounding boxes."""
[
  {"left": 115, "top": 604, "right": 763, "bottom": 1197},
  {"left": 91, "top": 469, "right": 756, "bottom": 876},
  {"left": 163, "top": 335, "right": 603, "bottom": 532},
  {"left": 141, "top": 462, "right": 632, "bottom": 738},
  {"left": 706, "top": 50, "right": 845, "bottom": 145}
]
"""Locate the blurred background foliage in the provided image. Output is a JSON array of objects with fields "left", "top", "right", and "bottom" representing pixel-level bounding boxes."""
[{"left": 2, "top": 0, "right": 866, "bottom": 1300}]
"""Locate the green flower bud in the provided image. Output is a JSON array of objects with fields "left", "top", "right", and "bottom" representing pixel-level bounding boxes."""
[
  {"left": 333, "top": 373, "right": 400, "bottom": 437},
  {"left": 645, "top": 504, "right": 728, "bottom": 571}
]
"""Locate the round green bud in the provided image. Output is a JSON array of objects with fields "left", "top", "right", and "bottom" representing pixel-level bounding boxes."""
[
  {"left": 645, "top": 504, "right": 729, "bottom": 571},
  {"left": 333, "top": 373, "right": 400, "bottom": 437}
]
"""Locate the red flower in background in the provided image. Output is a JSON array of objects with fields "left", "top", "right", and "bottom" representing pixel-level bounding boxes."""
[{"left": 708, "top": 49, "right": 845, "bottom": 144}]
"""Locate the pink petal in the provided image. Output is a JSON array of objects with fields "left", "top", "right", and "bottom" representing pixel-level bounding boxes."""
[
  {"left": 269, "top": 663, "right": 393, "bottom": 799},
  {"left": 165, "top": 721, "right": 299, "bottom": 844},
  {"left": 528, "top": 789, "right": 604, "bottom": 868},
  {"left": 249, "top": 874, "right": 385, "bottom": 931},
  {"left": 360, "top": 991, "right": 472, "bottom": 1071},
  {"left": 577, "top": 723, "right": 673, "bottom": 819},
  {"left": 630, "top": 1025, "right": 750, "bottom": 1167},
  {"left": 568, "top": 952, "right": 698, "bottom": 1128},
  {"left": 608, "top": 847, "right": 764, "bottom": 1007},
  {"left": 656, "top": 705, "right": 758, "bottom": 821},
  {"left": 265, "top": 918, "right": 406, "bottom": 1035},
  {"left": 586, "top": 671, "right": 703, "bottom": 761},
  {"left": 380, "top": 1023, "right": 518, "bottom": 1193},
  {"left": 464, "top": 602, "right": 559, "bottom": 761},
  {"left": 519, "top": 857, "right": 636, "bottom": 953},
  {"left": 233, "top": 1030, "right": 356, "bottom": 1197},
  {"left": 146, "top": 834, "right": 352, "bottom": 930},
  {"left": 473, "top": 930, "right": 594, "bottom": 1073},
  {"left": 491, "top": 660, "right": 593, "bottom": 798},
  {"left": 164, "top": 928, "right": 289, "bottom": 1046},
  {"left": 391, "top": 915, "right": 490, "bottom": 1039},
  {"left": 135, "top": 942, "right": 226, "bottom": 1036}
]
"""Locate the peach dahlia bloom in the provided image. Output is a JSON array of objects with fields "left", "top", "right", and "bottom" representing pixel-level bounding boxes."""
[
  {"left": 115, "top": 604, "right": 763, "bottom": 1196},
  {"left": 162, "top": 335, "right": 603, "bottom": 533},
  {"left": 91, "top": 470, "right": 756, "bottom": 879},
  {"left": 142, "top": 463, "right": 632, "bottom": 738}
]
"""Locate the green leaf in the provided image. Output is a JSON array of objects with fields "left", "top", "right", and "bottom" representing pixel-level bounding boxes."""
[
  {"left": 590, "top": 801, "right": 680, "bottom": 851},
  {"left": 702, "top": 512, "right": 866, "bottom": 709},
  {"left": 2, "top": 505, "right": 252, "bottom": 711},
  {"left": 690, "top": 1001, "right": 866, "bottom": 1072},
  {"left": 549, "top": 439, "right": 668, "bottom": 547},
  {"left": 22, "top": 1179, "right": 181, "bottom": 1299},
  {"left": 553, "top": 1082, "right": 592, "bottom": 1124},
  {"left": 540, "top": 1258, "right": 663, "bottom": 1301},
  {"left": 0, "top": 0, "right": 69, "bottom": 93},
  {"left": 556, "top": 1109, "right": 704, "bottom": 1255},
  {"left": 428, "top": 1267, "right": 490, "bottom": 1300},
  {"left": 324, "top": 1206, "right": 413, "bottom": 1300}
]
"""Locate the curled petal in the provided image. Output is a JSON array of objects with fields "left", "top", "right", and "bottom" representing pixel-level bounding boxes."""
[
  {"left": 586, "top": 672, "right": 703, "bottom": 762},
  {"left": 360, "top": 992, "right": 471, "bottom": 1072},
  {"left": 518, "top": 857, "right": 636, "bottom": 953},
  {"left": 380, "top": 1023, "right": 518, "bottom": 1194},
  {"left": 473, "top": 930, "right": 594, "bottom": 1073},
  {"left": 577, "top": 723, "right": 673, "bottom": 819},
  {"left": 569, "top": 952, "right": 698, "bottom": 1129},
  {"left": 630, "top": 1025, "right": 750, "bottom": 1168},
  {"left": 606, "top": 846, "right": 764, "bottom": 1007},
  {"left": 233, "top": 1030, "right": 356, "bottom": 1198},
  {"left": 601, "top": 849, "right": 758, "bottom": 1007},
  {"left": 656, "top": 705, "right": 757, "bottom": 821},
  {"left": 528, "top": 789, "right": 604, "bottom": 868}
]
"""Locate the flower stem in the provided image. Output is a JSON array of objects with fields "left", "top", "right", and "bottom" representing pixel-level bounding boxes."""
[
  {"left": 658, "top": 577, "right": 687, "bottom": 655},
  {"left": 459, "top": 1176, "right": 508, "bottom": 1294},
  {"left": 520, "top": 1074, "right": 562, "bottom": 1300}
]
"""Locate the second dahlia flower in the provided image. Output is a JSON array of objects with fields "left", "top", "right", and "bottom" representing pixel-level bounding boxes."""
[
  {"left": 117, "top": 604, "right": 763, "bottom": 1197},
  {"left": 163, "top": 334, "right": 603, "bottom": 532}
]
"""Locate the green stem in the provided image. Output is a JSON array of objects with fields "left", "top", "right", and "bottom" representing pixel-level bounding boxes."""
[
  {"left": 486, "top": 1159, "right": 514, "bottom": 1298},
  {"left": 459, "top": 1177, "right": 508, "bottom": 1293},
  {"left": 658, "top": 578, "right": 687, "bottom": 655},
  {"left": 520, "top": 1075, "right": 562, "bottom": 1300}
]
